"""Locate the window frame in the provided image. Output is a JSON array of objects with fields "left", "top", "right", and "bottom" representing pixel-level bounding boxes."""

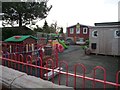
[
  {"left": 83, "top": 27, "right": 88, "bottom": 34},
  {"left": 114, "top": 30, "right": 120, "bottom": 38},
  {"left": 76, "top": 27, "right": 80, "bottom": 34},
  {"left": 70, "top": 28, "right": 74, "bottom": 34},
  {"left": 92, "top": 30, "right": 98, "bottom": 38}
]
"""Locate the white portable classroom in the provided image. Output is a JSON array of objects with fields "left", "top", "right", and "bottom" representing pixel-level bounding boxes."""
[{"left": 89, "top": 22, "right": 120, "bottom": 56}]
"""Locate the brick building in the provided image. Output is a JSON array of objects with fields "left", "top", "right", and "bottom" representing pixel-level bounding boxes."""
[{"left": 66, "top": 23, "right": 90, "bottom": 44}]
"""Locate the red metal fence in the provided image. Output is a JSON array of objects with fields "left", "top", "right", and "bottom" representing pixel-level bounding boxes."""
[{"left": 0, "top": 43, "right": 120, "bottom": 89}]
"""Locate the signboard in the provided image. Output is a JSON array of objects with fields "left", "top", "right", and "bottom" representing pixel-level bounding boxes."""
[
  {"left": 76, "top": 23, "right": 80, "bottom": 34},
  {"left": 76, "top": 23, "right": 80, "bottom": 29}
]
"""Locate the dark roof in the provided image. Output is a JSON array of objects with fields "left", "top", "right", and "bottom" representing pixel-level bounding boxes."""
[
  {"left": 67, "top": 23, "right": 91, "bottom": 29},
  {"left": 4, "top": 35, "right": 37, "bottom": 42},
  {"left": 95, "top": 22, "right": 120, "bottom": 26}
]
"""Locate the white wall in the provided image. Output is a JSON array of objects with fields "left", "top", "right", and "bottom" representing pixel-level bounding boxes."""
[{"left": 89, "top": 27, "right": 119, "bottom": 55}]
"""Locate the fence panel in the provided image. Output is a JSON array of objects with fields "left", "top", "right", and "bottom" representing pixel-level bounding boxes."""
[
  {"left": 1, "top": 43, "right": 120, "bottom": 89},
  {"left": 1, "top": 55, "right": 120, "bottom": 89},
  {"left": 93, "top": 66, "right": 106, "bottom": 89},
  {"left": 58, "top": 61, "right": 68, "bottom": 86},
  {"left": 74, "top": 63, "right": 86, "bottom": 89}
]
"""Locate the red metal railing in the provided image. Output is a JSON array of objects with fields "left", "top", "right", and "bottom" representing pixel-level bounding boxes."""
[
  {"left": 93, "top": 66, "right": 106, "bottom": 89},
  {"left": 1, "top": 55, "right": 120, "bottom": 89},
  {"left": 74, "top": 63, "right": 86, "bottom": 89},
  {"left": 1, "top": 43, "right": 120, "bottom": 89},
  {"left": 58, "top": 61, "right": 68, "bottom": 86},
  {"left": 116, "top": 71, "right": 120, "bottom": 90}
]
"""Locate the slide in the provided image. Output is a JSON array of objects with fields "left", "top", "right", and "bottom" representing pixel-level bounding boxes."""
[{"left": 59, "top": 39, "right": 68, "bottom": 49}]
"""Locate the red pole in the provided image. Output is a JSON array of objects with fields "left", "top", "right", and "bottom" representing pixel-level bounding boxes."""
[
  {"left": 74, "top": 63, "right": 86, "bottom": 89},
  {"left": 46, "top": 58, "right": 54, "bottom": 83},
  {"left": 30, "top": 55, "right": 32, "bottom": 75},
  {"left": 55, "top": 44, "right": 58, "bottom": 68},
  {"left": 93, "top": 66, "right": 106, "bottom": 90},
  {"left": 39, "top": 57, "right": 43, "bottom": 79},
  {"left": 58, "top": 61, "right": 68, "bottom": 86},
  {"left": 35, "top": 57, "right": 43, "bottom": 78},
  {"left": 35, "top": 57, "right": 38, "bottom": 77},
  {"left": 13, "top": 53, "right": 17, "bottom": 69},
  {"left": 26, "top": 55, "right": 32, "bottom": 75},
  {"left": 6, "top": 52, "right": 10, "bottom": 67},
  {"left": 116, "top": 71, "right": 120, "bottom": 90},
  {"left": 18, "top": 54, "right": 24, "bottom": 71},
  {"left": 1, "top": 51, "right": 4, "bottom": 65}
]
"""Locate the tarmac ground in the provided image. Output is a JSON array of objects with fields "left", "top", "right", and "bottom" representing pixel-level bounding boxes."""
[{"left": 52, "top": 45, "right": 119, "bottom": 88}]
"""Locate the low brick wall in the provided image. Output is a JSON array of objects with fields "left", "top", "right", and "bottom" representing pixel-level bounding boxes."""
[{"left": 0, "top": 65, "right": 73, "bottom": 90}]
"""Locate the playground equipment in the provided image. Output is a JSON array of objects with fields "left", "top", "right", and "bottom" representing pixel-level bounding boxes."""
[
  {"left": 36, "top": 33, "right": 68, "bottom": 50},
  {"left": 2, "top": 42, "right": 61, "bottom": 79},
  {"left": 58, "top": 39, "right": 68, "bottom": 49},
  {"left": 2, "top": 35, "right": 63, "bottom": 79},
  {"left": 48, "top": 33, "right": 68, "bottom": 50},
  {"left": 2, "top": 34, "right": 68, "bottom": 81},
  {"left": 52, "top": 40, "right": 64, "bottom": 52}
]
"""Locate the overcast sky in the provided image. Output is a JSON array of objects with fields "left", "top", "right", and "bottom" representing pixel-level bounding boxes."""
[
  {"left": 36, "top": 0, "right": 119, "bottom": 32},
  {"left": 1, "top": 0, "right": 119, "bottom": 32}
]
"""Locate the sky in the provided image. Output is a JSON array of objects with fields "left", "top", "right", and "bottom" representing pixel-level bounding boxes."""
[
  {"left": 0, "top": 0, "right": 119, "bottom": 32},
  {"left": 36, "top": 0, "right": 119, "bottom": 32}
]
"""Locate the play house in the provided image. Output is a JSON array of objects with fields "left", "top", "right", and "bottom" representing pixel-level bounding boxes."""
[
  {"left": 3, "top": 35, "right": 38, "bottom": 61},
  {"left": 89, "top": 22, "right": 120, "bottom": 56},
  {"left": 66, "top": 23, "right": 90, "bottom": 44}
]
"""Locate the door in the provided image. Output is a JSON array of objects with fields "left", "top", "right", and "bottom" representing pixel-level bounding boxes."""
[{"left": 99, "top": 30, "right": 105, "bottom": 54}]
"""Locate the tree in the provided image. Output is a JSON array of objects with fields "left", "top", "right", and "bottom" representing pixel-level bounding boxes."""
[
  {"left": 2, "top": 1, "right": 52, "bottom": 27},
  {"left": 48, "top": 23, "right": 57, "bottom": 33},
  {"left": 59, "top": 27, "right": 63, "bottom": 34},
  {"left": 2, "top": 26, "right": 35, "bottom": 41},
  {"left": 43, "top": 20, "right": 50, "bottom": 33},
  {"left": 33, "top": 20, "right": 62, "bottom": 34},
  {"left": 34, "top": 25, "right": 43, "bottom": 32},
  {"left": 50, "top": 21, "right": 62, "bottom": 33}
]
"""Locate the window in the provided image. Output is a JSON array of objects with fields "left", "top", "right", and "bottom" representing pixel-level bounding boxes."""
[
  {"left": 9, "top": 45, "right": 12, "bottom": 53},
  {"left": 26, "top": 44, "right": 28, "bottom": 53},
  {"left": 31, "top": 44, "right": 34, "bottom": 55},
  {"left": 76, "top": 28, "right": 80, "bottom": 34},
  {"left": 91, "top": 43, "right": 97, "bottom": 49},
  {"left": 70, "top": 28, "right": 74, "bottom": 34},
  {"left": 92, "top": 30, "right": 98, "bottom": 38},
  {"left": 83, "top": 27, "right": 88, "bottom": 34},
  {"left": 114, "top": 30, "right": 120, "bottom": 38}
]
